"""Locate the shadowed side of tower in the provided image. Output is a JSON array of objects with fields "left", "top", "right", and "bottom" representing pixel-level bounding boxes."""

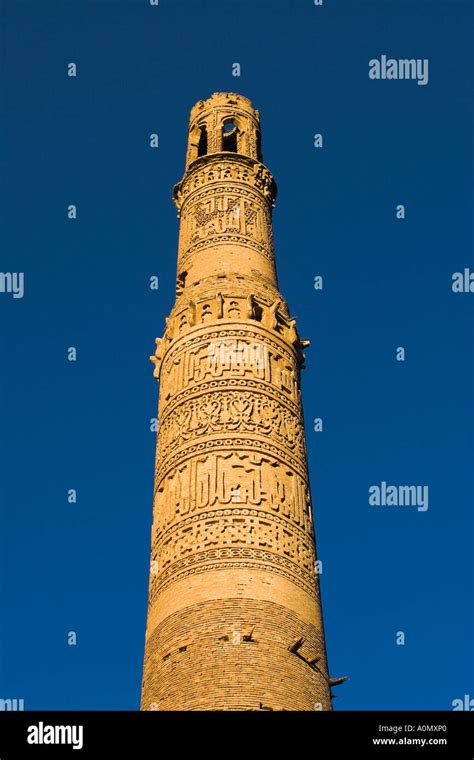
[{"left": 141, "top": 93, "right": 332, "bottom": 711}]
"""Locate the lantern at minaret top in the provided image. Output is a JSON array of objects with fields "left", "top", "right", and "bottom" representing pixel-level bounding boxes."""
[{"left": 185, "top": 91, "right": 263, "bottom": 166}]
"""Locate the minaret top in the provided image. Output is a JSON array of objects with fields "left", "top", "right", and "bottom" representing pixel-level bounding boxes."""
[
  {"left": 185, "top": 91, "right": 263, "bottom": 170},
  {"left": 189, "top": 92, "right": 257, "bottom": 120}
]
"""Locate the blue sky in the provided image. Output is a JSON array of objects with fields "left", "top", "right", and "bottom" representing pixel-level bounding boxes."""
[{"left": 0, "top": 0, "right": 472, "bottom": 710}]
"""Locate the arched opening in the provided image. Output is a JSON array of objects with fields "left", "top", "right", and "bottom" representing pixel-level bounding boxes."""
[
  {"left": 222, "top": 119, "right": 238, "bottom": 152},
  {"left": 176, "top": 270, "right": 187, "bottom": 295},
  {"left": 256, "top": 129, "right": 262, "bottom": 161},
  {"left": 197, "top": 125, "right": 208, "bottom": 157}
]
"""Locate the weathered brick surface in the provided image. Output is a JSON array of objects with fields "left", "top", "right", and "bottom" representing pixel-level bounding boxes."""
[{"left": 142, "top": 597, "right": 329, "bottom": 711}]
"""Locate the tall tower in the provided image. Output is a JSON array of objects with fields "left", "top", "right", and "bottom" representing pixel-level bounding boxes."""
[{"left": 141, "top": 93, "right": 332, "bottom": 711}]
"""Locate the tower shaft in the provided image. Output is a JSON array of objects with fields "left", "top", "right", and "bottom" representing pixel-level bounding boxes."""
[{"left": 141, "top": 92, "right": 331, "bottom": 711}]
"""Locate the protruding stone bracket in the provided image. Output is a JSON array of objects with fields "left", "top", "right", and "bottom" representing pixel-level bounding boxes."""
[
  {"left": 289, "top": 637, "right": 325, "bottom": 675},
  {"left": 329, "top": 676, "right": 348, "bottom": 687}
]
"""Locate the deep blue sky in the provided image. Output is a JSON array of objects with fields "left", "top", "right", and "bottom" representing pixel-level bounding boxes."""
[{"left": 1, "top": 0, "right": 472, "bottom": 710}]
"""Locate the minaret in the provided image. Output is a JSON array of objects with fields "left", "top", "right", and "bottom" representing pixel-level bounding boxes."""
[{"left": 141, "top": 92, "right": 333, "bottom": 711}]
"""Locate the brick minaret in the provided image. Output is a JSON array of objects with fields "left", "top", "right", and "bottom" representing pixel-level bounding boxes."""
[{"left": 141, "top": 93, "right": 333, "bottom": 711}]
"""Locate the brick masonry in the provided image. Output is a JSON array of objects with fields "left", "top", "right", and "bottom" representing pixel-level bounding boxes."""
[{"left": 141, "top": 93, "right": 332, "bottom": 711}]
